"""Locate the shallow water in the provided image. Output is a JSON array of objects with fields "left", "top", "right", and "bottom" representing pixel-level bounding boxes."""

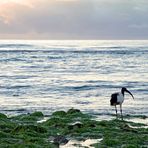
[
  {"left": 60, "top": 138, "right": 102, "bottom": 148},
  {"left": 0, "top": 40, "right": 148, "bottom": 118}
]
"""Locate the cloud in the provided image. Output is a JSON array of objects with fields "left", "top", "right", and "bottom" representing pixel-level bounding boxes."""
[
  {"left": 0, "top": 0, "right": 148, "bottom": 39},
  {"left": 0, "top": 1, "right": 34, "bottom": 25}
]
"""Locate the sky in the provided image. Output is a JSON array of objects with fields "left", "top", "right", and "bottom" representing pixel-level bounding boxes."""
[{"left": 0, "top": 0, "right": 148, "bottom": 40}]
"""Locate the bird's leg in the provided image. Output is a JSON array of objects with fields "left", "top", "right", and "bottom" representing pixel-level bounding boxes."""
[
  {"left": 120, "top": 104, "right": 123, "bottom": 120},
  {"left": 115, "top": 105, "right": 118, "bottom": 118}
]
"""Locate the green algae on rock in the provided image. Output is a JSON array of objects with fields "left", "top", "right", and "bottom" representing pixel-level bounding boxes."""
[
  {"left": 0, "top": 113, "right": 7, "bottom": 119},
  {"left": 0, "top": 109, "right": 148, "bottom": 148}
]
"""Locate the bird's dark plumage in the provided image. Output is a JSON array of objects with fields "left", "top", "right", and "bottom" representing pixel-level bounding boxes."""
[{"left": 110, "top": 93, "right": 119, "bottom": 106}]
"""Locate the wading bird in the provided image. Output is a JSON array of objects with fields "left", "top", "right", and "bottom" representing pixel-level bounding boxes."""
[{"left": 110, "top": 87, "right": 134, "bottom": 120}]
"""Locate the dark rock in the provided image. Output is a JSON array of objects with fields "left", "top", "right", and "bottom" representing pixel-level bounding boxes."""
[
  {"left": 53, "top": 135, "right": 69, "bottom": 145},
  {"left": 89, "top": 123, "right": 96, "bottom": 128}
]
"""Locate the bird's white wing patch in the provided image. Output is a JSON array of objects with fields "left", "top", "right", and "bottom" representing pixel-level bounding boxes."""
[{"left": 117, "top": 93, "right": 124, "bottom": 104}]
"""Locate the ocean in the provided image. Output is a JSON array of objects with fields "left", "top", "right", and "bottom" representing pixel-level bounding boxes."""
[{"left": 0, "top": 40, "right": 148, "bottom": 119}]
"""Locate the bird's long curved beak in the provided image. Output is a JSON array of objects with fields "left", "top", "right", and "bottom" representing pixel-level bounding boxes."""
[{"left": 126, "top": 89, "right": 134, "bottom": 100}]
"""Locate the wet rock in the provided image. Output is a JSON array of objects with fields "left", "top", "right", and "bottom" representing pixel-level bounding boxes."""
[
  {"left": 88, "top": 123, "right": 96, "bottom": 128},
  {"left": 52, "top": 111, "right": 66, "bottom": 117},
  {"left": 11, "top": 112, "right": 44, "bottom": 123},
  {"left": 30, "top": 112, "right": 44, "bottom": 117},
  {"left": 13, "top": 94, "right": 19, "bottom": 97},
  {"left": 52, "top": 135, "right": 69, "bottom": 145},
  {"left": 12, "top": 124, "right": 47, "bottom": 134},
  {"left": 141, "top": 115, "right": 147, "bottom": 119},
  {"left": 67, "top": 108, "right": 81, "bottom": 114},
  {"left": 120, "top": 124, "right": 138, "bottom": 133},
  {"left": 68, "top": 121, "right": 83, "bottom": 130},
  {"left": 0, "top": 113, "right": 7, "bottom": 119}
]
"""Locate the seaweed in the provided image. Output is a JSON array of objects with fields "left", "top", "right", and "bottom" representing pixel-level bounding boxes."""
[{"left": 0, "top": 109, "right": 147, "bottom": 147}]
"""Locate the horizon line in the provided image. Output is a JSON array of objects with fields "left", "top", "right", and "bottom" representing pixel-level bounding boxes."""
[{"left": 0, "top": 39, "right": 148, "bottom": 41}]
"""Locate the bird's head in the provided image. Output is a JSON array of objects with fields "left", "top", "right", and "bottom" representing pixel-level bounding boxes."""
[{"left": 122, "top": 87, "right": 134, "bottom": 100}]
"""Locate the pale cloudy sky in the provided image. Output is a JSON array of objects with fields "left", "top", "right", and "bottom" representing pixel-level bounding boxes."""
[{"left": 0, "top": 0, "right": 148, "bottom": 39}]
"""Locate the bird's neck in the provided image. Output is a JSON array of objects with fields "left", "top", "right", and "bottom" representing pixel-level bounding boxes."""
[{"left": 121, "top": 90, "right": 125, "bottom": 96}]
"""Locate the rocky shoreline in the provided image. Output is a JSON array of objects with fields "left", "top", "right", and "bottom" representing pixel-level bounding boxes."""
[{"left": 0, "top": 109, "right": 147, "bottom": 147}]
